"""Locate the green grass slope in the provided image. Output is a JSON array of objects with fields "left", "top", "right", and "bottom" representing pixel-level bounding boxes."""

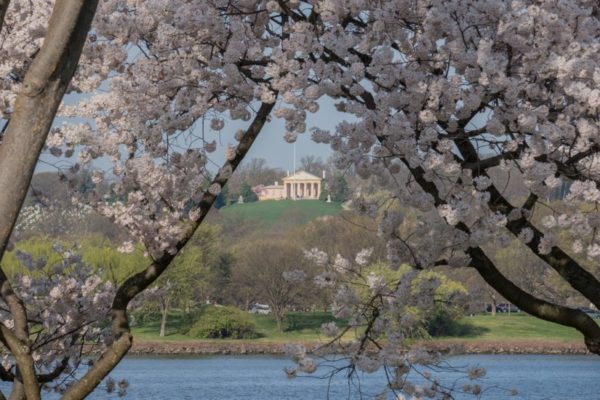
[
  {"left": 132, "top": 311, "right": 587, "bottom": 343},
  {"left": 218, "top": 200, "right": 343, "bottom": 227},
  {"left": 131, "top": 311, "right": 346, "bottom": 342},
  {"left": 445, "top": 314, "right": 584, "bottom": 341}
]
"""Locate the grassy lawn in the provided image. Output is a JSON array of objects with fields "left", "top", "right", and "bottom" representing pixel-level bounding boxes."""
[
  {"left": 131, "top": 311, "right": 346, "bottom": 342},
  {"left": 131, "top": 310, "right": 587, "bottom": 343},
  {"left": 444, "top": 313, "right": 585, "bottom": 341},
  {"left": 251, "top": 312, "right": 348, "bottom": 341},
  {"left": 218, "top": 200, "right": 343, "bottom": 227}
]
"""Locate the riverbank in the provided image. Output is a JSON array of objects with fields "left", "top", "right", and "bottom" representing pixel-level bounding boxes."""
[
  {"left": 130, "top": 313, "right": 592, "bottom": 355},
  {"left": 129, "top": 338, "right": 589, "bottom": 356}
]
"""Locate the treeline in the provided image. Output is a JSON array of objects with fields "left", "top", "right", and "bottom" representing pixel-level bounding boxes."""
[
  {"left": 8, "top": 199, "right": 470, "bottom": 339},
  {"left": 12, "top": 163, "right": 592, "bottom": 340}
]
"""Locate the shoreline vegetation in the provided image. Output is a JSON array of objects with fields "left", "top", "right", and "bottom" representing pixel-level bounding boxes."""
[{"left": 128, "top": 312, "right": 595, "bottom": 356}]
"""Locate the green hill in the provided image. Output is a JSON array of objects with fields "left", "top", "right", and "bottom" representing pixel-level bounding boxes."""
[{"left": 217, "top": 200, "right": 343, "bottom": 227}]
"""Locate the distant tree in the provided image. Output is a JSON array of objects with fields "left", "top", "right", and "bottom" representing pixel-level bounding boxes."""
[
  {"left": 74, "top": 168, "right": 97, "bottom": 195},
  {"left": 245, "top": 158, "right": 285, "bottom": 186},
  {"left": 319, "top": 173, "right": 350, "bottom": 202},
  {"left": 145, "top": 224, "right": 230, "bottom": 336},
  {"left": 240, "top": 182, "right": 258, "bottom": 203},
  {"left": 209, "top": 252, "right": 234, "bottom": 304},
  {"left": 329, "top": 174, "right": 350, "bottom": 202},
  {"left": 300, "top": 155, "right": 325, "bottom": 177},
  {"left": 318, "top": 186, "right": 330, "bottom": 202},
  {"left": 227, "top": 158, "right": 285, "bottom": 196},
  {"left": 232, "top": 240, "right": 311, "bottom": 331},
  {"left": 296, "top": 213, "right": 386, "bottom": 262}
]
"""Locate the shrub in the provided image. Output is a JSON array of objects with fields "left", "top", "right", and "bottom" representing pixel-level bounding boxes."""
[
  {"left": 178, "top": 309, "right": 204, "bottom": 334},
  {"left": 132, "top": 309, "right": 162, "bottom": 325},
  {"left": 426, "top": 305, "right": 464, "bottom": 337},
  {"left": 186, "top": 306, "right": 258, "bottom": 339}
]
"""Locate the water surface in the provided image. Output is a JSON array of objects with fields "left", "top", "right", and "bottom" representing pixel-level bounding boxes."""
[{"left": 3, "top": 354, "right": 599, "bottom": 399}]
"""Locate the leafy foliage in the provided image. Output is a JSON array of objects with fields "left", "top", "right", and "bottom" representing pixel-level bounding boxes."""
[
  {"left": 240, "top": 182, "right": 258, "bottom": 203},
  {"left": 186, "top": 306, "right": 258, "bottom": 339},
  {"left": 425, "top": 305, "right": 467, "bottom": 337}
]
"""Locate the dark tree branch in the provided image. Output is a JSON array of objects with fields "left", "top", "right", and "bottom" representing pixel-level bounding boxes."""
[
  {"left": 0, "top": 1, "right": 9, "bottom": 35},
  {"left": 468, "top": 246, "right": 600, "bottom": 354},
  {"left": 453, "top": 137, "right": 600, "bottom": 309}
]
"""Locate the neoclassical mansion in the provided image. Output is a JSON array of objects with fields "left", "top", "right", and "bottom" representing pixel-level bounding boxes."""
[{"left": 254, "top": 170, "right": 323, "bottom": 201}]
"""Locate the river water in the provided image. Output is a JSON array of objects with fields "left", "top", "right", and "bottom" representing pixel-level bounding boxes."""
[{"left": 3, "top": 354, "right": 600, "bottom": 399}]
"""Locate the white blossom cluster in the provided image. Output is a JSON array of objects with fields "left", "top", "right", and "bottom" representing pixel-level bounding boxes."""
[
  {"left": 6, "top": 247, "right": 114, "bottom": 393},
  {"left": 15, "top": 204, "right": 92, "bottom": 236},
  {"left": 300, "top": 248, "right": 469, "bottom": 398}
]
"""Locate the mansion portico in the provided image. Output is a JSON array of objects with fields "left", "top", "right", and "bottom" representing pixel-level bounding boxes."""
[{"left": 255, "top": 170, "right": 323, "bottom": 200}]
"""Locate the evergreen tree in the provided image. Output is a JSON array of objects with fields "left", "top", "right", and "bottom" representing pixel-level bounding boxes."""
[{"left": 240, "top": 182, "right": 258, "bottom": 202}]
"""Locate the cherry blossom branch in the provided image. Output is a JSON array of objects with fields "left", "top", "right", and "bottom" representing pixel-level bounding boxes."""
[
  {"left": 308, "top": 12, "right": 600, "bottom": 348},
  {"left": 467, "top": 246, "right": 600, "bottom": 353},
  {"left": 453, "top": 137, "right": 600, "bottom": 309},
  {"left": 399, "top": 158, "right": 600, "bottom": 353},
  {"left": 0, "top": 0, "right": 99, "bottom": 261},
  {"left": 0, "top": 1, "right": 100, "bottom": 398},
  {"left": 38, "top": 357, "right": 69, "bottom": 384},
  {"left": 0, "top": 1, "right": 9, "bottom": 34},
  {"left": 340, "top": 78, "right": 600, "bottom": 354},
  {"left": 61, "top": 100, "right": 276, "bottom": 400}
]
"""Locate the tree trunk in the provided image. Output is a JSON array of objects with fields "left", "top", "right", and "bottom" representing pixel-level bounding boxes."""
[
  {"left": 468, "top": 246, "right": 600, "bottom": 355},
  {"left": 159, "top": 298, "right": 170, "bottom": 337},
  {"left": 491, "top": 293, "right": 497, "bottom": 317},
  {"left": 0, "top": 3, "right": 100, "bottom": 398},
  {"left": 275, "top": 308, "right": 285, "bottom": 332}
]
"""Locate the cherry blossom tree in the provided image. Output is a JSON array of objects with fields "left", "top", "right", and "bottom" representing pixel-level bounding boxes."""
[
  {"left": 254, "top": 2, "right": 600, "bottom": 393},
  {"left": 254, "top": 0, "right": 600, "bottom": 354},
  {"left": 0, "top": 1, "right": 100, "bottom": 399},
  {"left": 2, "top": 0, "right": 600, "bottom": 399},
  {"left": 1, "top": 1, "right": 280, "bottom": 398}
]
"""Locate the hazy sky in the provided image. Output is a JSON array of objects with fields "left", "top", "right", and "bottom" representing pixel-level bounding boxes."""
[
  {"left": 37, "top": 95, "right": 341, "bottom": 175},
  {"left": 207, "top": 97, "right": 341, "bottom": 172}
]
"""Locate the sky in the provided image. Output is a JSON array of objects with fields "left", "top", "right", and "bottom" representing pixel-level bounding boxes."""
[
  {"left": 206, "top": 96, "right": 341, "bottom": 172},
  {"left": 35, "top": 43, "right": 346, "bottom": 175},
  {"left": 37, "top": 94, "right": 340, "bottom": 175}
]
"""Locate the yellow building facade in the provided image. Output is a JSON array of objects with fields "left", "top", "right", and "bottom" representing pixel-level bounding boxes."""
[{"left": 256, "top": 170, "right": 323, "bottom": 201}]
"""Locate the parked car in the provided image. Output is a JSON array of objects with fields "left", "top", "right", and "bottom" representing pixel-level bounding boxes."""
[
  {"left": 486, "top": 303, "right": 520, "bottom": 313},
  {"left": 249, "top": 303, "right": 271, "bottom": 315}
]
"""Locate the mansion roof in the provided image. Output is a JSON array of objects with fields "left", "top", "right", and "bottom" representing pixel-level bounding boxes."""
[{"left": 282, "top": 170, "right": 322, "bottom": 182}]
